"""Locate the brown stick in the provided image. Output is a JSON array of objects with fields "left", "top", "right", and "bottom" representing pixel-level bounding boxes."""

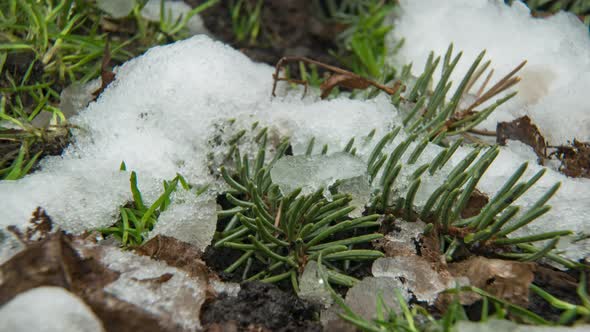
[{"left": 272, "top": 56, "right": 403, "bottom": 99}]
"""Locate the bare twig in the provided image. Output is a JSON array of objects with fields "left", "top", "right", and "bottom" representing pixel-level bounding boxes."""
[{"left": 271, "top": 56, "right": 403, "bottom": 99}]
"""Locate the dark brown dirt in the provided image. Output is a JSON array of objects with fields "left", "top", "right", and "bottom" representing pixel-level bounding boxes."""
[
  {"left": 201, "top": 281, "right": 322, "bottom": 332},
  {"left": 188, "top": 0, "right": 342, "bottom": 68},
  {"left": 527, "top": 265, "right": 585, "bottom": 323},
  {"left": 0, "top": 52, "right": 46, "bottom": 109}
]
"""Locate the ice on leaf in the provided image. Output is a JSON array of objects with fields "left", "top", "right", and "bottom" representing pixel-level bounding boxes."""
[
  {"left": 97, "top": 0, "right": 134, "bottom": 19},
  {"left": 100, "top": 246, "right": 208, "bottom": 331},
  {"left": 455, "top": 319, "right": 590, "bottom": 332},
  {"left": 141, "top": 0, "right": 208, "bottom": 35}
]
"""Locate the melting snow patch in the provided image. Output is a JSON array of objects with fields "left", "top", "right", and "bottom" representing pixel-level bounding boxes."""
[
  {"left": 389, "top": 0, "right": 590, "bottom": 145},
  {"left": 0, "top": 35, "right": 395, "bottom": 237},
  {"left": 270, "top": 152, "right": 371, "bottom": 216}
]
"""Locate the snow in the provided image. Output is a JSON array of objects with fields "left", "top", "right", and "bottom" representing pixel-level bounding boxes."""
[
  {"left": 389, "top": 0, "right": 590, "bottom": 145},
  {"left": 0, "top": 36, "right": 395, "bottom": 238},
  {"left": 477, "top": 146, "right": 590, "bottom": 259},
  {"left": 270, "top": 152, "right": 371, "bottom": 216},
  {"left": 385, "top": 138, "right": 590, "bottom": 261},
  {"left": 0, "top": 229, "right": 24, "bottom": 265},
  {"left": 1, "top": 2, "right": 589, "bottom": 330},
  {"left": 0, "top": 286, "right": 105, "bottom": 332},
  {"left": 0, "top": 5, "right": 589, "bottom": 266},
  {"left": 270, "top": 153, "right": 367, "bottom": 196}
]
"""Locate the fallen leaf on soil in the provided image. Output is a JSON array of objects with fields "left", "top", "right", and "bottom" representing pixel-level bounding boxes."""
[
  {"left": 372, "top": 256, "right": 456, "bottom": 304},
  {"left": 446, "top": 256, "right": 536, "bottom": 307},
  {"left": 0, "top": 230, "right": 214, "bottom": 331},
  {"left": 372, "top": 220, "right": 456, "bottom": 305},
  {"left": 0, "top": 231, "right": 181, "bottom": 332},
  {"left": 551, "top": 139, "right": 590, "bottom": 178},
  {"left": 527, "top": 265, "right": 588, "bottom": 321},
  {"left": 135, "top": 235, "right": 209, "bottom": 279},
  {"left": 497, "top": 115, "right": 547, "bottom": 164}
]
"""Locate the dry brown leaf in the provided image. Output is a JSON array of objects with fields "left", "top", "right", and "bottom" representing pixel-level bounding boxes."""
[
  {"left": 497, "top": 115, "right": 547, "bottom": 164},
  {"left": 7, "top": 207, "right": 53, "bottom": 244},
  {"left": 447, "top": 256, "right": 536, "bottom": 306},
  {"left": 135, "top": 235, "right": 209, "bottom": 280},
  {"left": 0, "top": 232, "right": 191, "bottom": 332},
  {"left": 272, "top": 56, "right": 403, "bottom": 99},
  {"left": 320, "top": 74, "right": 371, "bottom": 99},
  {"left": 461, "top": 189, "right": 489, "bottom": 219}
]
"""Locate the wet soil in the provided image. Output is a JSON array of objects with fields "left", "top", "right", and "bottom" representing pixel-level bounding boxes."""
[
  {"left": 188, "top": 0, "right": 342, "bottom": 67},
  {"left": 201, "top": 281, "right": 322, "bottom": 332}
]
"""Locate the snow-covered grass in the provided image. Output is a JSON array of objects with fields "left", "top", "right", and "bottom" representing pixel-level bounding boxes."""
[{"left": 1, "top": 0, "right": 590, "bottom": 330}]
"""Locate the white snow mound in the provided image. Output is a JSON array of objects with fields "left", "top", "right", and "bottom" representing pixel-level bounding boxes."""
[
  {"left": 0, "top": 36, "right": 396, "bottom": 243},
  {"left": 389, "top": 0, "right": 590, "bottom": 145}
]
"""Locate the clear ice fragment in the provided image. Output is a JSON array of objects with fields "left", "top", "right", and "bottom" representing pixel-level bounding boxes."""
[
  {"left": 297, "top": 261, "right": 333, "bottom": 308},
  {"left": 270, "top": 152, "right": 370, "bottom": 215}
]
